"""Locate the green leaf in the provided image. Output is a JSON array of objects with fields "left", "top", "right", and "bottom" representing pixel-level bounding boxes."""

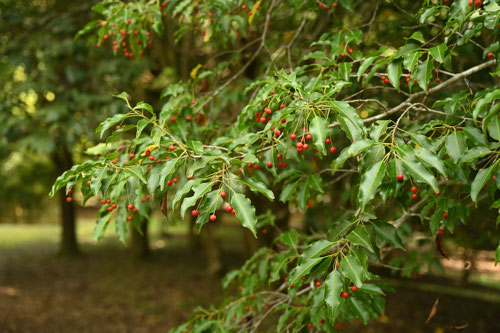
[
  {"left": 471, "top": 162, "right": 498, "bottom": 202},
  {"left": 458, "top": 146, "right": 491, "bottom": 164},
  {"left": 414, "top": 148, "right": 447, "bottom": 177},
  {"left": 420, "top": 6, "right": 439, "bottom": 23},
  {"left": 487, "top": 114, "right": 500, "bottom": 141},
  {"left": 300, "top": 240, "right": 334, "bottom": 263},
  {"left": 325, "top": 270, "right": 343, "bottom": 318},
  {"left": 339, "top": 62, "right": 353, "bottom": 82},
  {"left": 277, "top": 229, "right": 298, "bottom": 247},
  {"left": 180, "top": 182, "right": 213, "bottom": 218},
  {"left": 93, "top": 215, "right": 110, "bottom": 241},
  {"left": 113, "top": 92, "right": 128, "bottom": 101},
  {"left": 237, "top": 178, "right": 275, "bottom": 201},
  {"left": 289, "top": 258, "right": 323, "bottom": 284},
  {"left": 307, "top": 174, "right": 324, "bottom": 193},
  {"left": 334, "top": 139, "right": 375, "bottom": 169},
  {"left": 348, "top": 297, "right": 370, "bottom": 325},
  {"left": 372, "top": 221, "right": 405, "bottom": 249},
  {"left": 369, "top": 120, "right": 390, "bottom": 142},
  {"left": 357, "top": 57, "right": 377, "bottom": 81},
  {"left": 96, "top": 113, "right": 129, "bottom": 138},
  {"left": 135, "top": 101, "right": 154, "bottom": 115},
  {"left": 340, "top": 254, "right": 366, "bottom": 287},
  {"left": 400, "top": 157, "right": 439, "bottom": 192},
  {"left": 333, "top": 101, "right": 365, "bottom": 141},
  {"left": 358, "top": 160, "right": 386, "bottom": 210},
  {"left": 171, "top": 179, "right": 202, "bottom": 210},
  {"left": 446, "top": 131, "right": 467, "bottom": 163},
  {"left": 159, "top": 159, "right": 179, "bottom": 191},
  {"left": 195, "top": 191, "right": 224, "bottom": 232},
  {"left": 388, "top": 59, "right": 402, "bottom": 91},
  {"left": 462, "top": 127, "right": 488, "bottom": 146},
  {"left": 403, "top": 51, "right": 422, "bottom": 71},
  {"left": 125, "top": 165, "right": 147, "bottom": 184},
  {"left": 230, "top": 193, "right": 258, "bottom": 237},
  {"left": 327, "top": 220, "right": 354, "bottom": 242},
  {"left": 90, "top": 167, "right": 108, "bottom": 196},
  {"left": 429, "top": 42, "right": 446, "bottom": 63},
  {"left": 136, "top": 119, "right": 150, "bottom": 138},
  {"left": 147, "top": 165, "right": 162, "bottom": 195},
  {"left": 346, "top": 225, "right": 374, "bottom": 253},
  {"left": 415, "top": 59, "right": 433, "bottom": 93},
  {"left": 309, "top": 116, "right": 329, "bottom": 155},
  {"left": 408, "top": 31, "right": 425, "bottom": 43}
]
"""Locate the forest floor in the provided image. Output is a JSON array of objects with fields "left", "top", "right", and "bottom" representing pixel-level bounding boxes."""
[{"left": 1, "top": 218, "right": 500, "bottom": 333}]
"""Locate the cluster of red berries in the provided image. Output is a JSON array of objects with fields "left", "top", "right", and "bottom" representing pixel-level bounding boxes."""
[
  {"left": 469, "top": 0, "right": 482, "bottom": 6},
  {"left": 66, "top": 188, "right": 73, "bottom": 203},
  {"left": 410, "top": 186, "right": 418, "bottom": 200},
  {"left": 339, "top": 44, "right": 353, "bottom": 58},
  {"left": 98, "top": 21, "right": 153, "bottom": 59},
  {"left": 318, "top": 2, "right": 338, "bottom": 10},
  {"left": 239, "top": 3, "right": 259, "bottom": 16},
  {"left": 290, "top": 130, "right": 313, "bottom": 152},
  {"left": 191, "top": 191, "right": 236, "bottom": 221}
]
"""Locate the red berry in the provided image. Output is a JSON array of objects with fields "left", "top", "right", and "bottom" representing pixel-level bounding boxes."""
[
  {"left": 221, "top": 191, "right": 226, "bottom": 198},
  {"left": 307, "top": 323, "right": 312, "bottom": 328},
  {"left": 167, "top": 180, "right": 173, "bottom": 186},
  {"left": 352, "top": 286, "right": 358, "bottom": 292},
  {"left": 170, "top": 117, "right": 176, "bottom": 122},
  {"left": 231, "top": 209, "right": 235, "bottom": 215},
  {"left": 264, "top": 107, "right": 272, "bottom": 114},
  {"left": 270, "top": 90, "right": 275, "bottom": 94},
  {"left": 330, "top": 147, "right": 337, "bottom": 153},
  {"left": 443, "top": 212, "right": 448, "bottom": 218},
  {"left": 303, "top": 143, "right": 309, "bottom": 150},
  {"left": 192, "top": 210, "right": 199, "bottom": 216},
  {"left": 340, "top": 53, "right": 345, "bottom": 57},
  {"left": 397, "top": 174, "right": 404, "bottom": 182},
  {"left": 209, "top": 214, "right": 216, "bottom": 221},
  {"left": 226, "top": 205, "right": 233, "bottom": 213},
  {"left": 341, "top": 291, "right": 349, "bottom": 298},
  {"left": 141, "top": 198, "right": 146, "bottom": 203},
  {"left": 325, "top": 138, "right": 331, "bottom": 144},
  {"left": 412, "top": 194, "right": 417, "bottom": 200},
  {"left": 68, "top": 188, "right": 73, "bottom": 195},
  {"left": 129, "top": 153, "right": 135, "bottom": 159},
  {"left": 169, "top": 145, "right": 175, "bottom": 150},
  {"left": 296, "top": 142, "right": 303, "bottom": 149},
  {"left": 128, "top": 204, "right": 134, "bottom": 210},
  {"left": 475, "top": 0, "right": 482, "bottom": 6},
  {"left": 306, "top": 134, "right": 312, "bottom": 140},
  {"left": 274, "top": 129, "right": 281, "bottom": 136},
  {"left": 107, "top": 207, "right": 113, "bottom": 212},
  {"left": 112, "top": 204, "right": 117, "bottom": 209},
  {"left": 267, "top": 161, "right": 273, "bottom": 167},
  {"left": 348, "top": 48, "right": 353, "bottom": 54},
  {"left": 66, "top": 197, "right": 73, "bottom": 203},
  {"left": 277, "top": 153, "right": 282, "bottom": 159},
  {"left": 488, "top": 52, "right": 494, "bottom": 58},
  {"left": 173, "top": 178, "right": 178, "bottom": 183},
  {"left": 319, "top": 318, "right": 324, "bottom": 323},
  {"left": 101, "top": 200, "right": 107, "bottom": 204},
  {"left": 280, "top": 104, "right": 285, "bottom": 109},
  {"left": 315, "top": 281, "right": 321, "bottom": 287},
  {"left": 435, "top": 191, "right": 441, "bottom": 196},
  {"left": 437, "top": 229, "right": 443, "bottom": 235},
  {"left": 411, "top": 186, "right": 418, "bottom": 193},
  {"left": 115, "top": 125, "right": 121, "bottom": 130},
  {"left": 186, "top": 116, "right": 191, "bottom": 121},
  {"left": 290, "top": 133, "right": 297, "bottom": 140},
  {"left": 149, "top": 156, "right": 155, "bottom": 161},
  {"left": 260, "top": 117, "right": 266, "bottom": 123}
]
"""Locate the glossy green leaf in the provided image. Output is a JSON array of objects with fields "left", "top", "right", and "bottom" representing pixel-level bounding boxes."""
[
  {"left": 327, "top": 220, "right": 354, "bottom": 242},
  {"left": 446, "top": 131, "right": 467, "bottom": 163},
  {"left": 289, "top": 258, "right": 323, "bottom": 284},
  {"left": 340, "top": 254, "right": 366, "bottom": 287},
  {"left": 388, "top": 59, "right": 402, "bottom": 91},
  {"left": 346, "top": 225, "right": 374, "bottom": 253},
  {"left": 300, "top": 239, "right": 334, "bottom": 263},
  {"left": 309, "top": 116, "right": 329, "bottom": 155},
  {"left": 415, "top": 59, "right": 433, "bottom": 92},
  {"left": 358, "top": 160, "right": 386, "bottom": 210},
  {"left": 400, "top": 158, "right": 439, "bottom": 192},
  {"left": 238, "top": 178, "right": 275, "bottom": 201},
  {"left": 230, "top": 193, "right": 258, "bottom": 237},
  {"left": 415, "top": 147, "right": 447, "bottom": 177},
  {"left": 180, "top": 182, "right": 213, "bottom": 218},
  {"left": 195, "top": 191, "right": 224, "bottom": 232},
  {"left": 471, "top": 162, "right": 498, "bottom": 202},
  {"left": 325, "top": 269, "right": 343, "bottom": 318},
  {"left": 372, "top": 221, "right": 405, "bottom": 249},
  {"left": 429, "top": 42, "right": 446, "bottom": 63}
]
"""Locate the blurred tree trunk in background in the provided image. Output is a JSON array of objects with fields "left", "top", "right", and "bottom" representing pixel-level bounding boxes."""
[
  {"left": 129, "top": 217, "right": 150, "bottom": 259},
  {"left": 53, "top": 147, "right": 79, "bottom": 256}
]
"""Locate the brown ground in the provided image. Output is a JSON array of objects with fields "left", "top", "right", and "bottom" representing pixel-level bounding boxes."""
[{"left": 1, "top": 223, "right": 499, "bottom": 333}]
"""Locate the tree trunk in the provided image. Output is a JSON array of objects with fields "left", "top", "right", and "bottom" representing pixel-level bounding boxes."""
[
  {"left": 201, "top": 222, "right": 222, "bottom": 275},
  {"left": 53, "top": 147, "right": 79, "bottom": 256},
  {"left": 129, "top": 217, "right": 150, "bottom": 259}
]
